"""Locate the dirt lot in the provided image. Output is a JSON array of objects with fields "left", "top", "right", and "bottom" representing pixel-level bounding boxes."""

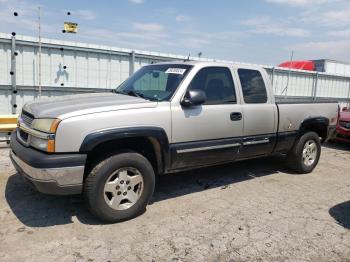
[{"left": 0, "top": 142, "right": 349, "bottom": 262}]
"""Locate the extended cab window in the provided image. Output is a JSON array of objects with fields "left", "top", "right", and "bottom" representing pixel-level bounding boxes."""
[
  {"left": 238, "top": 69, "right": 268, "bottom": 104},
  {"left": 188, "top": 67, "right": 236, "bottom": 105}
]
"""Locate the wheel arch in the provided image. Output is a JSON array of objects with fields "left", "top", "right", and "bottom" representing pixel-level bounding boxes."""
[
  {"left": 298, "top": 117, "right": 329, "bottom": 142},
  {"left": 80, "top": 127, "right": 170, "bottom": 176}
]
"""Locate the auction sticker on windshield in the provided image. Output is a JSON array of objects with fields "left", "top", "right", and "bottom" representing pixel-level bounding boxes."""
[{"left": 165, "top": 68, "right": 187, "bottom": 75}]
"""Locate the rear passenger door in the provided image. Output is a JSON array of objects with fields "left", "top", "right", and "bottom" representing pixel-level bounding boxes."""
[
  {"left": 236, "top": 68, "right": 277, "bottom": 158},
  {"left": 171, "top": 66, "right": 243, "bottom": 169}
]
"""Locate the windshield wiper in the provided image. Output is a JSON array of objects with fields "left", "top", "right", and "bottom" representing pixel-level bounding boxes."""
[
  {"left": 113, "top": 89, "right": 123, "bottom": 94},
  {"left": 114, "top": 89, "right": 149, "bottom": 100},
  {"left": 126, "top": 90, "right": 146, "bottom": 99}
]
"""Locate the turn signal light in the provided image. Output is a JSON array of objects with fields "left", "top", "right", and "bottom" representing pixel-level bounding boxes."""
[{"left": 47, "top": 139, "right": 55, "bottom": 153}]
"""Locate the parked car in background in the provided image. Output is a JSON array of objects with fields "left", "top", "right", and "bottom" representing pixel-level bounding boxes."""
[{"left": 334, "top": 107, "right": 350, "bottom": 143}]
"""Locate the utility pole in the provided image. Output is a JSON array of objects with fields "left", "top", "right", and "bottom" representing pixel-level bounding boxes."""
[{"left": 38, "top": 6, "right": 42, "bottom": 98}]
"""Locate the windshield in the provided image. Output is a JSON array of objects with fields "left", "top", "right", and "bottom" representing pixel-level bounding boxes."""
[{"left": 115, "top": 64, "right": 192, "bottom": 101}]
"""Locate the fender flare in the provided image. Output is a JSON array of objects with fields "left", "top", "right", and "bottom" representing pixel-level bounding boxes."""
[
  {"left": 298, "top": 117, "right": 329, "bottom": 140},
  {"left": 79, "top": 126, "right": 170, "bottom": 173}
]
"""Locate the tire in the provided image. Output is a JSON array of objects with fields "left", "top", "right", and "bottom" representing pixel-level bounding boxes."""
[
  {"left": 286, "top": 131, "right": 321, "bottom": 174},
  {"left": 84, "top": 151, "right": 155, "bottom": 223}
]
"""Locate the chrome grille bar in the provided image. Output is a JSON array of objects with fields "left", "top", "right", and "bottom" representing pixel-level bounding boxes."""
[{"left": 21, "top": 110, "right": 34, "bottom": 127}]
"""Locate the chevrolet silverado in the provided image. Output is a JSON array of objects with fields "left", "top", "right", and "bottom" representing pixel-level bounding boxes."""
[{"left": 10, "top": 61, "right": 339, "bottom": 222}]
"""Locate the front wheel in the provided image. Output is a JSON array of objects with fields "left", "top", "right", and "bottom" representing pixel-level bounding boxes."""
[
  {"left": 84, "top": 152, "right": 155, "bottom": 223},
  {"left": 286, "top": 131, "right": 321, "bottom": 174}
]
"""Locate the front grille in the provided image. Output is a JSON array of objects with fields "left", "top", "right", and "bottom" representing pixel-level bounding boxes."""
[{"left": 21, "top": 110, "right": 34, "bottom": 127}]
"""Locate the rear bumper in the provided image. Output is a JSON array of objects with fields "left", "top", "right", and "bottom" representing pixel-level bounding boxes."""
[{"left": 10, "top": 131, "right": 86, "bottom": 195}]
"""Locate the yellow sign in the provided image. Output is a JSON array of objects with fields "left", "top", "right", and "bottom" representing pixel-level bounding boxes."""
[{"left": 63, "top": 22, "right": 78, "bottom": 33}]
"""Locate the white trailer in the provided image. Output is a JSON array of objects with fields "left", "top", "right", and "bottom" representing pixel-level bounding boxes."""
[{"left": 313, "top": 59, "right": 350, "bottom": 76}]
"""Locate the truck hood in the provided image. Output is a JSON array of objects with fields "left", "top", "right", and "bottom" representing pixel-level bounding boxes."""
[
  {"left": 340, "top": 111, "right": 350, "bottom": 122},
  {"left": 22, "top": 93, "right": 158, "bottom": 119}
]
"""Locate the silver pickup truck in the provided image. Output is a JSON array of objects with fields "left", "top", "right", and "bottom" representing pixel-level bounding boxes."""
[{"left": 10, "top": 61, "right": 338, "bottom": 222}]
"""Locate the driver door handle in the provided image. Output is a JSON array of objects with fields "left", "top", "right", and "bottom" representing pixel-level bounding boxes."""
[{"left": 230, "top": 112, "right": 242, "bottom": 121}]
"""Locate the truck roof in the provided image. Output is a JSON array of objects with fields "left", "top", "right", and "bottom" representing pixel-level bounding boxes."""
[{"left": 154, "top": 60, "right": 263, "bottom": 70}]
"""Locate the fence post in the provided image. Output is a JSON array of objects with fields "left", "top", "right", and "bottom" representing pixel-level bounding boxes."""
[
  {"left": 271, "top": 67, "right": 275, "bottom": 92},
  {"left": 312, "top": 72, "right": 319, "bottom": 101},
  {"left": 10, "top": 35, "right": 17, "bottom": 114},
  {"left": 129, "top": 50, "right": 135, "bottom": 76},
  {"left": 347, "top": 78, "right": 350, "bottom": 108}
]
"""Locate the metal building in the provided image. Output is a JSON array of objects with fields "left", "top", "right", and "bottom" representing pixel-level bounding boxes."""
[{"left": 0, "top": 32, "right": 349, "bottom": 115}]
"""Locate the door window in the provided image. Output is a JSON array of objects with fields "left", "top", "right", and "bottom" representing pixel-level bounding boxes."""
[{"left": 188, "top": 67, "right": 236, "bottom": 105}]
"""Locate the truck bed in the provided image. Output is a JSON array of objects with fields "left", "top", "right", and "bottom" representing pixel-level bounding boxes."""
[{"left": 275, "top": 99, "right": 338, "bottom": 134}]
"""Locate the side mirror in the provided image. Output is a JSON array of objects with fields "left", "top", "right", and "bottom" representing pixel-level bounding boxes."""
[
  {"left": 181, "top": 90, "right": 206, "bottom": 107},
  {"left": 342, "top": 107, "right": 348, "bottom": 112}
]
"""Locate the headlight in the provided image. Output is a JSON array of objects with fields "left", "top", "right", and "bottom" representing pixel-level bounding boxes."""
[
  {"left": 32, "top": 118, "right": 61, "bottom": 133},
  {"left": 30, "top": 136, "right": 55, "bottom": 152},
  {"left": 339, "top": 121, "right": 350, "bottom": 129},
  {"left": 30, "top": 136, "right": 49, "bottom": 151},
  {"left": 30, "top": 118, "right": 60, "bottom": 152}
]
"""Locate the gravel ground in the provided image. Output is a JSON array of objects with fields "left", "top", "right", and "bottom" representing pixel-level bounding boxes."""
[{"left": 0, "top": 142, "right": 349, "bottom": 261}]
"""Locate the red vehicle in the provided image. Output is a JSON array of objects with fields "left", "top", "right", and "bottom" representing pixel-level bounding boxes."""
[{"left": 334, "top": 107, "right": 350, "bottom": 143}]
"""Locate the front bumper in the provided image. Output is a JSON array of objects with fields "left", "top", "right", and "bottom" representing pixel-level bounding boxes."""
[
  {"left": 334, "top": 126, "right": 350, "bottom": 142},
  {"left": 10, "top": 131, "right": 87, "bottom": 195}
]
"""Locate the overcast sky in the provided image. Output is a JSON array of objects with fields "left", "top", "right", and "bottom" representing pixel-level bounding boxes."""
[{"left": 0, "top": 0, "right": 349, "bottom": 65}]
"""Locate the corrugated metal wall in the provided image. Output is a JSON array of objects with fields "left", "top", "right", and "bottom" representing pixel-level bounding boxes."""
[{"left": 0, "top": 33, "right": 349, "bottom": 114}]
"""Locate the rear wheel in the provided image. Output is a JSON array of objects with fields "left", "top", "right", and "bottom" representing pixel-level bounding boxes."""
[
  {"left": 84, "top": 152, "right": 155, "bottom": 223},
  {"left": 286, "top": 131, "right": 321, "bottom": 174}
]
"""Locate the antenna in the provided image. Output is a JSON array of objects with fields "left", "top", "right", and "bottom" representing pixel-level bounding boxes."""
[{"left": 280, "top": 50, "right": 294, "bottom": 97}]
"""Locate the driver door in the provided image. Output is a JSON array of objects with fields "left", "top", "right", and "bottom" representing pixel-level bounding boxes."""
[{"left": 170, "top": 66, "right": 243, "bottom": 170}]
